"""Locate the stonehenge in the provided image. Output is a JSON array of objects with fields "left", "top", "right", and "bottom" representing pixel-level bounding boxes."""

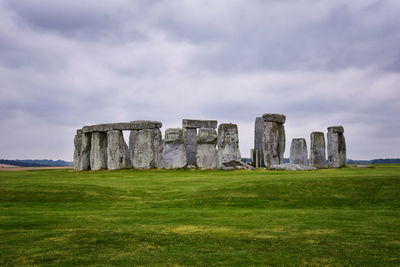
[
  {"left": 73, "top": 116, "right": 347, "bottom": 171},
  {"left": 327, "top": 126, "right": 346, "bottom": 168},
  {"left": 290, "top": 138, "right": 308, "bottom": 165}
]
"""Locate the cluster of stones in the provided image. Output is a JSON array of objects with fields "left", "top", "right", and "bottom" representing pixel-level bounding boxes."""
[
  {"left": 285, "top": 126, "right": 346, "bottom": 170},
  {"left": 251, "top": 113, "right": 346, "bottom": 170},
  {"left": 74, "top": 115, "right": 347, "bottom": 171},
  {"left": 74, "top": 119, "right": 250, "bottom": 171}
]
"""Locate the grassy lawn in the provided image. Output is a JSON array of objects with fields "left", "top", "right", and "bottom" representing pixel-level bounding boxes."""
[{"left": 0, "top": 164, "right": 399, "bottom": 266}]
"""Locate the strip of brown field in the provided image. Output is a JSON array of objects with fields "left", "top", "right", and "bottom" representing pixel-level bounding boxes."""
[{"left": 0, "top": 166, "right": 73, "bottom": 171}]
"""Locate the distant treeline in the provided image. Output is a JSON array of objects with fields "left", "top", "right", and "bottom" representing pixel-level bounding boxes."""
[
  {"left": 347, "top": 158, "right": 400, "bottom": 164},
  {"left": 0, "top": 159, "right": 73, "bottom": 167}
]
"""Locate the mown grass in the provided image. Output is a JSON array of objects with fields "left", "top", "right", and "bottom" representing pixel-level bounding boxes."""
[{"left": 0, "top": 164, "right": 399, "bottom": 266}]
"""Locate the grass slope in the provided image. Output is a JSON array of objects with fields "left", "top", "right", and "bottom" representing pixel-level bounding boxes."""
[{"left": 0, "top": 165, "right": 399, "bottom": 266}]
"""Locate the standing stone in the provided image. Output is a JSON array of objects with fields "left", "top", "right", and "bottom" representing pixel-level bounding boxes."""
[
  {"left": 309, "top": 132, "right": 326, "bottom": 168},
  {"left": 183, "top": 128, "right": 198, "bottom": 167},
  {"left": 217, "top": 123, "right": 241, "bottom": 168},
  {"left": 163, "top": 128, "right": 187, "bottom": 169},
  {"left": 182, "top": 119, "right": 218, "bottom": 167},
  {"left": 90, "top": 132, "right": 107, "bottom": 170},
  {"left": 290, "top": 138, "right": 308, "bottom": 165},
  {"left": 278, "top": 124, "right": 286, "bottom": 164},
  {"left": 196, "top": 128, "right": 218, "bottom": 169},
  {"left": 129, "top": 128, "right": 163, "bottom": 169},
  {"left": 253, "top": 117, "right": 264, "bottom": 167},
  {"left": 262, "top": 121, "right": 280, "bottom": 167},
  {"left": 327, "top": 126, "right": 346, "bottom": 168},
  {"left": 75, "top": 132, "right": 91, "bottom": 171},
  {"left": 73, "top": 129, "right": 82, "bottom": 170},
  {"left": 107, "top": 130, "right": 131, "bottom": 170},
  {"left": 254, "top": 113, "right": 286, "bottom": 168}
]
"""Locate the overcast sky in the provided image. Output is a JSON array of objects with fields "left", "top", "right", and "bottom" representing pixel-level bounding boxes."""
[{"left": 1, "top": 0, "right": 399, "bottom": 161}]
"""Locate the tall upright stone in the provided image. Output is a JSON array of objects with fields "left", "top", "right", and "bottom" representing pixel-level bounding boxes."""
[
  {"left": 258, "top": 113, "right": 286, "bottom": 168},
  {"left": 253, "top": 117, "right": 264, "bottom": 167},
  {"left": 183, "top": 128, "right": 198, "bottom": 167},
  {"left": 196, "top": 128, "right": 218, "bottom": 169},
  {"left": 217, "top": 123, "right": 241, "bottom": 168},
  {"left": 74, "top": 131, "right": 91, "bottom": 171},
  {"left": 90, "top": 132, "right": 107, "bottom": 170},
  {"left": 129, "top": 128, "right": 163, "bottom": 169},
  {"left": 309, "top": 132, "right": 326, "bottom": 168},
  {"left": 182, "top": 119, "right": 218, "bottom": 167},
  {"left": 73, "top": 129, "right": 82, "bottom": 170},
  {"left": 163, "top": 128, "right": 187, "bottom": 169},
  {"left": 327, "top": 126, "right": 346, "bottom": 168},
  {"left": 107, "top": 130, "right": 132, "bottom": 170},
  {"left": 290, "top": 138, "right": 308, "bottom": 165}
]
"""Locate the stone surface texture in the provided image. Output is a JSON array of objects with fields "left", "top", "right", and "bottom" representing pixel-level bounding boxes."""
[
  {"left": 183, "top": 128, "right": 198, "bottom": 167},
  {"left": 290, "top": 138, "right": 308, "bottom": 165},
  {"left": 163, "top": 128, "right": 187, "bottom": 169},
  {"left": 253, "top": 113, "right": 286, "bottom": 168},
  {"left": 262, "top": 113, "right": 286, "bottom": 124},
  {"left": 129, "top": 128, "right": 163, "bottom": 169},
  {"left": 83, "top": 121, "right": 162, "bottom": 133},
  {"left": 196, "top": 128, "right": 218, "bottom": 169},
  {"left": 327, "top": 126, "right": 346, "bottom": 168},
  {"left": 90, "top": 132, "right": 107, "bottom": 170},
  {"left": 253, "top": 117, "right": 264, "bottom": 167},
  {"left": 217, "top": 123, "right": 241, "bottom": 168},
  {"left": 182, "top": 119, "right": 217, "bottom": 129},
  {"left": 73, "top": 130, "right": 82, "bottom": 170},
  {"left": 107, "top": 130, "right": 132, "bottom": 170},
  {"left": 262, "top": 121, "right": 280, "bottom": 167},
  {"left": 269, "top": 163, "right": 316, "bottom": 171},
  {"left": 328, "top": 126, "right": 344, "bottom": 133},
  {"left": 309, "top": 132, "right": 326, "bottom": 168}
]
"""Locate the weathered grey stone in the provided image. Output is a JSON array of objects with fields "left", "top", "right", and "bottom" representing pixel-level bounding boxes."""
[
  {"left": 129, "top": 128, "right": 163, "bottom": 169},
  {"left": 269, "top": 163, "right": 316, "bottom": 171},
  {"left": 309, "top": 132, "right": 326, "bottom": 168},
  {"left": 107, "top": 130, "right": 132, "bottom": 170},
  {"left": 218, "top": 123, "right": 241, "bottom": 168},
  {"left": 327, "top": 126, "right": 344, "bottom": 133},
  {"left": 183, "top": 128, "right": 197, "bottom": 167},
  {"left": 196, "top": 128, "right": 218, "bottom": 169},
  {"left": 253, "top": 117, "right": 264, "bottom": 167},
  {"left": 73, "top": 130, "right": 82, "bottom": 170},
  {"left": 262, "top": 113, "right": 286, "bottom": 124},
  {"left": 82, "top": 120, "right": 162, "bottom": 133},
  {"left": 278, "top": 124, "right": 286, "bottom": 164},
  {"left": 163, "top": 128, "right": 187, "bottom": 169},
  {"left": 90, "top": 132, "right": 107, "bottom": 170},
  {"left": 74, "top": 132, "right": 92, "bottom": 171},
  {"left": 290, "top": 138, "right": 308, "bottom": 165},
  {"left": 182, "top": 119, "right": 217, "bottom": 129},
  {"left": 327, "top": 126, "right": 346, "bottom": 168},
  {"left": 262, "top": 121, "right": 280, "bottom": 167}
]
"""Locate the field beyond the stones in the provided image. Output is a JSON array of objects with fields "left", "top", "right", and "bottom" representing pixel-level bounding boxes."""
[{"left": 0, "top": 165, "right": 399, "bottom": 266}]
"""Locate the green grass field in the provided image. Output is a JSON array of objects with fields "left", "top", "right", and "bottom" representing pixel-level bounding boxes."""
[{"left": 0, "top": 164, "right": 399, "bottom": 266}]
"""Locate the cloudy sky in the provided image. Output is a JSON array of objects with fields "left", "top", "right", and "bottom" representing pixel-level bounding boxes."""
[{"left": 1, "top": 0, "right": 399, "bottom": 161}]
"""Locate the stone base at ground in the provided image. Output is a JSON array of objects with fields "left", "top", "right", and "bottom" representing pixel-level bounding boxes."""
[{"left": 269, "top": 163, "right": 316, "bottom": 171}]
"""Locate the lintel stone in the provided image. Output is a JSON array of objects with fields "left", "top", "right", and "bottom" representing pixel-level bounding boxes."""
[
  {"left": 182, "top": 119, "right": 217, "bottom": 129},
  {"left": 82, "top": 120, "right": 162, "bottom": 133},
  {"left": 327, "top": 126, "right": 344, "bottom": 133},
  {"left": 262, "top": 113, "right": 286, "bottom": 124}
]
